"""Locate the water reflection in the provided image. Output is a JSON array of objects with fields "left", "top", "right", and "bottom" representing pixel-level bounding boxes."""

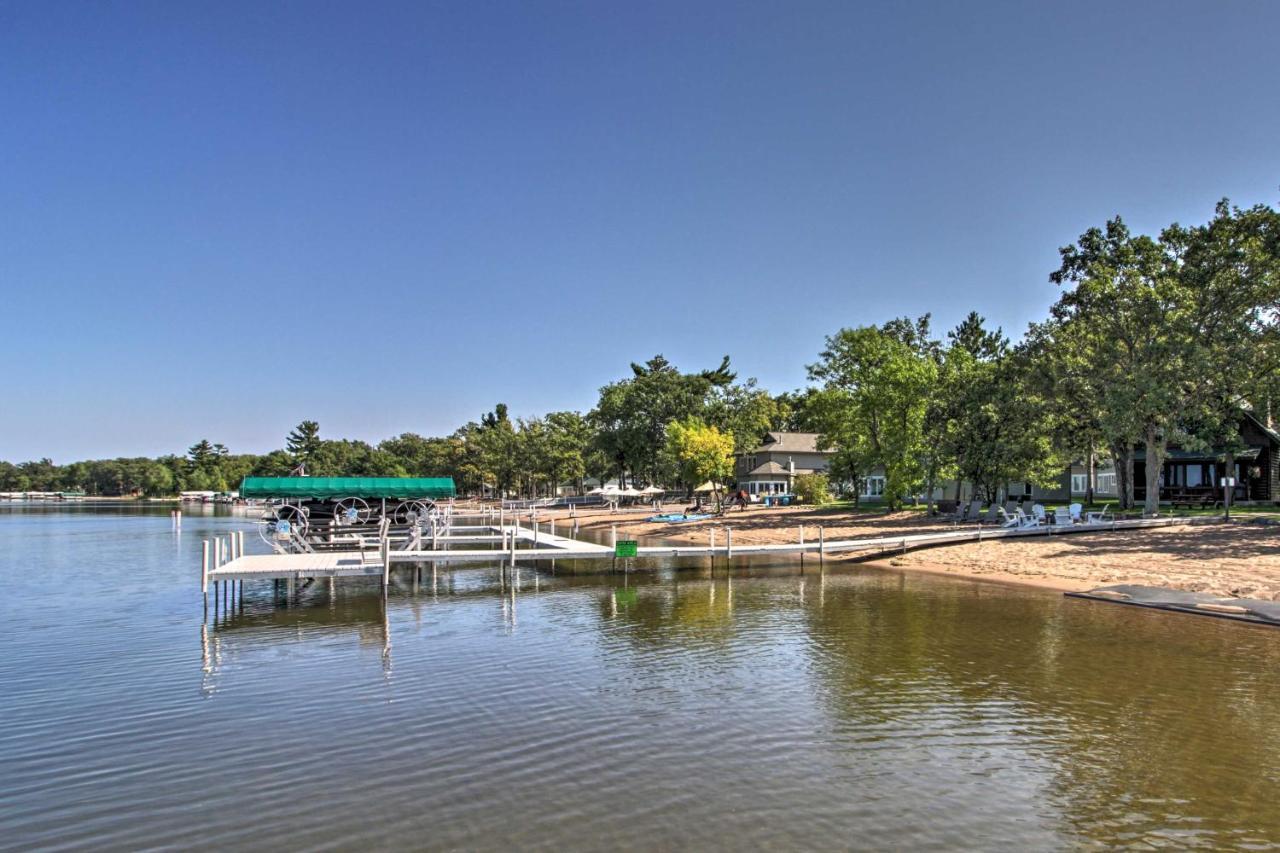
[
  {"left": 8, "top": 506, "right": 1280, "bottom": 850},
  {"left": 198, "top": 559, "right": 1280, "bottom": 848}
]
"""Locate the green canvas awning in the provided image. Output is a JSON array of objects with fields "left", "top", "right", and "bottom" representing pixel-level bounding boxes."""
[{"left": 239, "top": 476, "right": 456, "bottom": 500}]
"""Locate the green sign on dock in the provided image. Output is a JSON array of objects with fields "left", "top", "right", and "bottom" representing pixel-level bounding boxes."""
[{"left": 615, "top": 540, "right": 638, "bottom": 558}]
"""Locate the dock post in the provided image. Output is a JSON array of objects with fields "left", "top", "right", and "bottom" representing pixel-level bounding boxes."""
[
  {"left": 819, "top": 526, "right": 825, "bottom": 562},
  {"left": 201, "top": 540, "right": 210, "bottom": 598},
  {"left": 533, "top": 512, "right": 539, "bottom": 548},
  {"left": 238, "top": 530, "right": 245, "bottom": 559},
  {"left": 381, "top": 532, "right": 391, "bottom": 589},
  {"left": 799, "top": 525, "right": 804, "bottom": 549},
  {"left": 611, "top": 524, "right": 617, "bottom": 548},
  {"left": 550, "top": 517, "right": 555, "bottom": 539},
  {"left": 727, "top": 527, "right": 733, "bottom": 559}
]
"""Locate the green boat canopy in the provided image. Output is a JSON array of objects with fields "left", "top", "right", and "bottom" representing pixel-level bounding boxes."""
[{"left": 240, "top": 476, "right": 456, "bottom": 500}]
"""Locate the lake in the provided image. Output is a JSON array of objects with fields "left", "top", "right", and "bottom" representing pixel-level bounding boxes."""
[{"left": 3, "top": 505, "right": 1279, "bottom": 850}]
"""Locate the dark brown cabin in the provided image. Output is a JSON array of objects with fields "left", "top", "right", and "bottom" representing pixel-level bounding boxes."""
[{"left": 1133, "top": 412, "right": 1280, "bottom": 504}]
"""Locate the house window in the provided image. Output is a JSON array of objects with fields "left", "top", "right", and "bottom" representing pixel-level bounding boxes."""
[
  {"left": 1097, "top": 472, "right": 1117, "bottom": 494},
  {"left": 1071, "top": 474, "right": 1086, "bottom": 494},
  {"left": 863, "top": 476, "right": 885, "bottom": 497}
]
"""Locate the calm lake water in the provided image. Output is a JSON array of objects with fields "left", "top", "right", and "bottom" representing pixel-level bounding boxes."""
[{"left": 3, "top": 505, "right": 1280, "bottom": 850}]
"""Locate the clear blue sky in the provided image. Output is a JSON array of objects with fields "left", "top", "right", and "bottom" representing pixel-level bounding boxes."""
[{"left": 2, "top": 1, "right": 1277, "bottom": 461}]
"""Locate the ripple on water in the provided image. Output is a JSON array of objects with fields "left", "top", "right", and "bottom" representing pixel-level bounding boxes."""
[{"left": 3, "top": 508, "right": 1280, "bottom": 849}]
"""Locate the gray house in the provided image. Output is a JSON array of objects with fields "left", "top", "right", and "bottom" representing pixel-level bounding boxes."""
[
  {"left": 736, "top": 432, "right": 832, "bottom": 495},
  {"left": 733, "top": 432, "right": 893, "bottom": 497}
]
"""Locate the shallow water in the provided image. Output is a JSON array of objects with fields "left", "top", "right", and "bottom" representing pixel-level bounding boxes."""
[{"left": 2, "top": 505, "right": 1280, "bottom": 850}]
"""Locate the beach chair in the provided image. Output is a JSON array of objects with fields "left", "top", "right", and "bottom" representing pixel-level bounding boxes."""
[
  {"left": 998, "top": 508, "right": 1022, "bottom": 528},
  {"left": 966, "top": 500, "right": 983, "bottom": 523},
  {"left": 1003, "top": 500, "right": 1018, "bottom": 518},
  {"left": 984, "top": 504, "right": 1001, "bottom": 525},
  {"left": 1022, "top": 504, "right": 1045, "bottom": 528},
  {"left": 1053, "top": 507, "right": 1073, "bottom": 528},
  {"left": 1086, "top": 503, "right": 1113, "bottom": 525},
  {"left": 1068, "top": 503, "right": 1083, "bottom": 524}
]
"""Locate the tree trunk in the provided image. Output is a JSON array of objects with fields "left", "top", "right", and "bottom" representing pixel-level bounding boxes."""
[
  {"left": 1224, "top": 451, "right": 1235, "bottom": 509},
  {"left": 924, "top": 463, "right": 937, "bottom": 516},
  {"left": 1143, "top": 423, "right": 1165, "bottom": 517},
  {"left": 1086, "top": 440, "right": 1096, "bottom": 506},
  {"left": 1110, "top": 440, "right": 1133, "bottom": 510}
]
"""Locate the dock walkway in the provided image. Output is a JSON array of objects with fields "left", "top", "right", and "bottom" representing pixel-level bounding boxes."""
[{"left": 203, "top": 514, "right": 1208, "bottom": 598}]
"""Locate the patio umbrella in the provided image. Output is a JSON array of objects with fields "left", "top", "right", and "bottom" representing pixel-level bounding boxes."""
[{"left": 693, "top": 481, "right": 725, "bottom": 493}]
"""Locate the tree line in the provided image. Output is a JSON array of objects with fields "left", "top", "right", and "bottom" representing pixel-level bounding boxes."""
[{"left": 3, "top": 197, "right": 1278, "bottom": 510}]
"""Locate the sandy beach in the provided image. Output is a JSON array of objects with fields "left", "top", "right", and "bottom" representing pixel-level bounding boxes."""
[
  {"left": 880, "top": 520, "right": 1280, "bottom": 598},
  {"left": 539, "top": 503, "right": 1280, "bottom": 599}
]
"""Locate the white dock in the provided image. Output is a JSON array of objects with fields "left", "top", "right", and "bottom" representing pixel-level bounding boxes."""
[{"left": 202, "top": 513, "right": 1211, "bottom": 601}]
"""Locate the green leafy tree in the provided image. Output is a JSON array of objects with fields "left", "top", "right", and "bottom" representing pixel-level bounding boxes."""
[
  {"left": 704, "top": 379, "right": 780, "bottom": 455},
  {"left": 1165, "top": 199, "right": 1280, "bottom": 498},
  {"left": 474, "top": 404, "right": 519, "bottom": 496},
  {"left": 808, "top": 319, "right": 938, "bottom": 509},
  {"left": 938, "top": 314, "right": 1060, "bottom": 504},
  {"left": 590, "top": 355, "right": 737, "bottom": 487},
  {"left": 664, "top": 416, "right": 735, "bottom": 504},
  {"left": 1051, "top": 217, "right": 1189, "bottom": 514}
]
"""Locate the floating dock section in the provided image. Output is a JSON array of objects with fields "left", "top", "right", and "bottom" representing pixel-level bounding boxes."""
[{"left": 1067, "top": 584, "right": 1280, "bottom": 627}]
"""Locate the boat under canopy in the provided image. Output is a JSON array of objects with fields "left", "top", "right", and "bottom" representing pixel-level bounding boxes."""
[{"left": 240, "top": 476, "right": 456, "bottom": 500}]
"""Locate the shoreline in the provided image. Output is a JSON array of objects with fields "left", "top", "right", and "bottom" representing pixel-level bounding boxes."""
[
  {"left": 860, "top": 555, "right": 1092, "bottom": 593},
  {"left": 538, "top": 503, "right": 1280, "bottom": 600}
]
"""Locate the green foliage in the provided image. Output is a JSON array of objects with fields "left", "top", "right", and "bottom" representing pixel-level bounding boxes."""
[
  {"left": 664, "top": 416, "right": 735, "bottom": 498},
  {"left": 286, "top": 420, "right": 321, "bottom": 469},
  {"left": 589, "top": 354, "right": 752, "bottom": 486},
  {"left": 1043, "top": 201, "right": 1280, "bottom": 513},
  {"left": 936, "top": 315, "right": 1062, "bottom": 503},
  {"left": 792, "top": 472, "right": 832, "bottom": 505},
  {"left": 808, "top": 319, "right": 938, "bottom": 509}
]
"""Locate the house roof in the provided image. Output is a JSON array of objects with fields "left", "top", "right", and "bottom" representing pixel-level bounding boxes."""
[
  {"left": 1132, "top": 446, "right": 1263, "bottom": 462},
  {"left": 752, "top": 431, "right": 827, "bottom": 454},
  {"left": 746, "top": 461, "right": 790, "bottom": 476},
  {"left": 1244, "top": 409, "right": 1280, "bottom": 445}
]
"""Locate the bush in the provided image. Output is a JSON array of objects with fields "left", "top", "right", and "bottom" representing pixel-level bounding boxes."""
[{"left": 793, "top": 473, "right": 833, "bottom": 505}]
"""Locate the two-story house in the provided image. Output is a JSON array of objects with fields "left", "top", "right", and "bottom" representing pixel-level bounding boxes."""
[{"left": 735, "top": 432, "right": 850, "bottom": 496}]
